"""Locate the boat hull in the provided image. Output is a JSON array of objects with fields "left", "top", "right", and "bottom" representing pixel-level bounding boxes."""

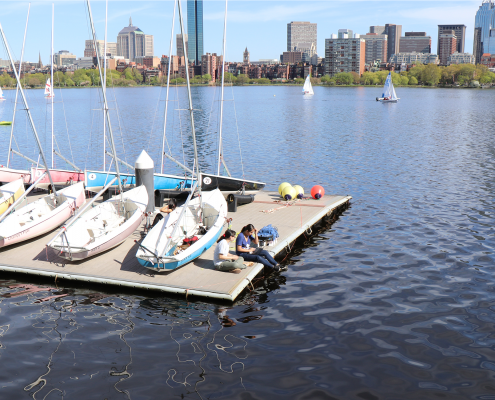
[
  {"left": 200, "top": 173, "right": 265, "bottom": 195},
  {"left": 0, "top": 182, "right": 85, "bottom": 247},
  {"left": 0, "top": 167, "right": 31, "bottom": 184},
  {"left": 31, "top": 167, "right": 84, "bottom": 189},
  {"left": 0, "top": 179, "right": 25, "bottom": 215}
]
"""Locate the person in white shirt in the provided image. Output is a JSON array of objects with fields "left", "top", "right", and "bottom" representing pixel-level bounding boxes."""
[{"left": 214, "top": 229, "right": 245, "bottom": 274}]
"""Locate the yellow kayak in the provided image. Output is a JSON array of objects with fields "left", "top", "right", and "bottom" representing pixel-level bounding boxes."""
[
  {"left": 0, "top": 178, "right": 25, "bottom": 215},
  {"left": 0, "top": 121, "right": 12, "bottom": 125}
]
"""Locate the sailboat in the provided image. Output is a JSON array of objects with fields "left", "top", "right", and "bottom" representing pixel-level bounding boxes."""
[
  {"left": 44, "top": 78, "right": 54, "bottom": 98},
  {"left": 377, "top": 72, "right": 399, "bottom": 103},
  {"left": 302, "top": 74, "right": 314, "bottom": 95},
  {"left": 199, "top": 0, "right": 265, "bottom": 196},
  {"left": 47, "top": 0, "right": 148, "bottom": 261},
  {"left": 0, "top": 179, "right": 25, "bottom": 216},
  {"left": 0, "top": 87, "right": 6, "bottom": 101},
  {"left": 0, "top": 21, "right": 86, "bottom": 248},
  {"left": 136, "top": 0, "right": 227, "bottom": 272}
]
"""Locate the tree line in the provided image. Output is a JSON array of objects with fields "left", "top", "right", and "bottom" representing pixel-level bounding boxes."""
[{"left": 0, "top": 63, "right": 492, "bottom": 88}]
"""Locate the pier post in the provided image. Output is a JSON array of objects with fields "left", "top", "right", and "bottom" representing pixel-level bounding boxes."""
[{"left": 135, "top": 150, "right": 154, "bottom": 213}]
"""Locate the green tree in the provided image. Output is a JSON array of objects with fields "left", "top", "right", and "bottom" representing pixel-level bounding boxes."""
[
  {"left": 236, "top": 74, "right": 249, "bottom": 85},
  {"left": 65, "top": 77, "right": 75, "bottom": 87},
  {"left": 400, "top": 75, "right": 409, "bottom": 85},
  {"left": 334, "top": 72, "right": 353, "bottom": 85},
  {"left": 53, "top": 71, "right": 65, "bottom": 86},
  {"left": 256, "top": 78, "right": 270, "bottom": 84},
  {"left": 409, "top": 76, "right": 418, "bottom": 85},
  {"left": 26, "top": 76, "right": 40, "bottom": 87},
  {"left": 202, "top": 74, "right": 212, "bottom": 83},
  {"left": 295, "top": 77, "right": 304, "bottom": 84},
  {"left": 421, "top": 64, "right": 441, "bottom": 86}
]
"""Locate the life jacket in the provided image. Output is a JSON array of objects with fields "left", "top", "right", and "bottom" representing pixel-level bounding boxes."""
[{"left": 182, "top": 236, "right": 198, "bottom": 246}]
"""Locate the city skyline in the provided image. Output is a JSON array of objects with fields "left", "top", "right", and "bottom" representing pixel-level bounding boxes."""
[{"left": 0, "top": 1, "right": 481, "bottom": 65}]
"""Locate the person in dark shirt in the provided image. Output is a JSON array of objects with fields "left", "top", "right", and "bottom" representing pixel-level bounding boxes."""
[
  {"left": 235, "top": 224, "right": 286, "bottom": 273},
  {"left": 151, "top": 198, "right": 177, "bottom": 228}
]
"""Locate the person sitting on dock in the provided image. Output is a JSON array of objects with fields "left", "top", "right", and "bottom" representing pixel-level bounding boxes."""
[
  {"left": 236, "top": 224, "right": 286, "bottom": 273},
  {"left": 214, "top": 229, "right": 245, "bottom": 274},
  {"left": 151, "top": 198, "right": 177, "bottom": 228}
]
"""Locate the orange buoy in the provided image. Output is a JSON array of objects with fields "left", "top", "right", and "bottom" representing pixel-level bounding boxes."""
[{"left": 310, "top": 185, "right": 325, "bottom": 199}]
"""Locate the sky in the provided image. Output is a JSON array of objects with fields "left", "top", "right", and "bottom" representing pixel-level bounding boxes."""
[{"left": 0, "top": 0, "right": 484, "bottom": 65}]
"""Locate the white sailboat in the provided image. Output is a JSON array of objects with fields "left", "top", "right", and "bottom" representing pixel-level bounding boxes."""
[
  {"left": 0, "top": 87, "right": 5, "bottom": 101},
  {"left": 302, "top": 74, "right": 314, "bottom": 95},
  {"left": 377, "top": 72, "right": 399, "bottom": 103},
  {"left": 136, "top": 0, "right": 227, "bottom": 272},
  {"left": 44, "top": 77, "right": 54, "bottom": 98},
  {"left": 47, "top": 0, "right": 148, "bottom": 261}
]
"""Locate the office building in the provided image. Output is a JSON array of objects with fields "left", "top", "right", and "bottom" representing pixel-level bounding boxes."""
[
  {"left": 201, "top": 53, "right": 221, "bottom": 81},
  {"left": 474, "top": 1, "right": 495, "bottom": 63},
  {"left": 399, "top": 32, "right": 431, "bottom": 54},
  {"left": 54, "top": 50, "right": 76, "bottom": 66},
  {"left": 117, "top": 17, "right": 154, "bottom": 62},
  {"left": 439, "top": 30, "right": 457, "bottom": 65},
  {"left": 187, "top": 0, "right": 203, "bottom": 64},
  {"left": 287, "top": 21, "right": 317, "bottom": 58},
  {"left": 389, "top": 52, "right": 439, "bottom": 65},
  {"left": 135, "top": 56, "right": 160, "bottom": 68},
  {"left": 176, "top": 34, "right": 188, "bottom": 58},
  {"left": 325, "top": 36, "right": 366, "bottom": 77},
  {"left": 84, "top": 40, "right": 117, "bottom": 58},
  {"left": 438, "top": 25, "right": 466, "bottom": 54},
  {"left": 447, "top": 52, "right": 475, "bottom": 65},
  {"left": 282, "top": 51, "right": 303, "bottom": 64},
  {"left": 338, "top": 29, "right": 353, "bottom": 39},
  {"left": 370, "top": 26, "right": 386, "bottom": 35},
  {"left": 361, "top": 33, "right": 388, "bottom": 63},
  {"left": 385, "top": 24, "right": 402, "bottom": 60}
]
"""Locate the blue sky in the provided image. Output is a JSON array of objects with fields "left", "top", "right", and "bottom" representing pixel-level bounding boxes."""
[{"left": 0, "top": 1, "right": 482, "bottom": 65}]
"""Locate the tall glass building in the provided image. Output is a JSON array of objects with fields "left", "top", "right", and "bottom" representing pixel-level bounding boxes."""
[
  {"left": 187, "top": 0, "right": 203, "bottom": 65},
  {"left": 474, "top": 0, "right": 495, "bottom": 63}
]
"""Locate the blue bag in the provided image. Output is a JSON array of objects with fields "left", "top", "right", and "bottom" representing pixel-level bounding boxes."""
[{"left": 258, "top": 224, "right": 279, "bottom": 240}]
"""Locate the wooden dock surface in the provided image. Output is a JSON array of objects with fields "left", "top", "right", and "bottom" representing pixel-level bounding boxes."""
[{"left": 0, "top": 191, "right": 351, "bottom": 301}]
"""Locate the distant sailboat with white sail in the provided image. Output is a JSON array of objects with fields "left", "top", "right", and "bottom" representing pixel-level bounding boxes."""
[
  {"left": 302, "top": 74, "right": 314, "bottom": 95},
  {"left": 377, "top": 72, "right": 399, "bottom": 103},
  {"left": 44, "top": 77, "right": 54, "bottom": 98},
  {"left": 0, "top": 87, "right": 6, "bottom": 101}
]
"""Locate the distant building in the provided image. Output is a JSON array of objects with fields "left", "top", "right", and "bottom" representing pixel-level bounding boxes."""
[
  {"left": 287, "top": 21, "right": 317, "bottom": 59},
  {"left": 243, "top": 47, "right": 250, "bottom": 64},
  {"left": 38, "top": 52, "right": 43, "bottom": 68},
  {"left": 74, "top": 57, "right": 95, "bottom": 70},
  {"left": 361, "top": 33, "right": 388, "bottom": 64},
  {"left": 438, "top": 30, "right": 457, "bottom": 65},
  {"left": 370, "top": 26, "right": 386, "bottom": 35},
  {"left": 135, "top": 56, "right": 160, "bottom": 68},
  {"left": 176, "top": 34, "right": 188, "bottom": 58},
  {"left": 282, "top": 51, "right": 303, "bottom": 64},
  {"left": 389, "top": 52, "right": 439, "bottom": 65},
  {"left": 447, "top": 52, "right": 475, "bottom": 65},
  {"left": 480, "top": 52, "right": 495, "bottom": 68},
  {"left": 338, "top": 29, "right": 353, "bottom": 39},
  {"left": 385, "top": 24, "right": 402, "bottom": 60},
  {"left": 187, "top": 0, "right": 203, "bottom": 64},
  {"left": 256, "top": 59, "right": 279, "bottom": 65},
  {"left": 54, "top": 50, "right": 76, "bottom": 66},
  {"left": 201, "top": 53, "right": 221, "bottom": 81},
  {"left": 325, "top": 36, "right": 366, "bottom": 77},
  {"left": 400, "top": 32, "right": 431, "bottom": 54},
  {"left": 474, "top": 1, "right": 495, "bottom": 63},
  {"left": 84, "top": 40, "right": 117, "bottom": 58},
  {"left": 117, "top": 17, "right": 153, "bottom": 62},
  {"left": 438, "top": 25, "right": 466, "bottom": 54}
]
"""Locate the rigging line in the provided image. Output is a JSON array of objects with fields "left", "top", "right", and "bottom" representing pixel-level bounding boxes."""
[
  {"left": 176, "top": 80, "right": 188, "bottom": 170},
  {"left": 85, "top": 103, "right": 96, "bottom": 170},
  {"left": 109, "top": 85, "right": 130, "bottom": 172},
  {"left": 230, "top": 84, "right": 245, "bottom": 178},
  {"left": 55, "top": 73, "right": 76, "bottom": 167},
  {"left": 205, "top": 84, "right": 218, "bottom": 174},
  {"left": 145, "top": 83, "right": 162, "bottom": 158}
]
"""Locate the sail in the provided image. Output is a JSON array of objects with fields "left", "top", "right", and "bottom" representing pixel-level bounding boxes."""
[
  {"left": 303, "top": 74, "right": 314, "bottom": 95},
  {"left": 0, "top": 86, "right": 4, "bottom": 99},
  {"left": 44, "top": 78, "right": 53, "bottom": 97},
  {"left": 382, "top": 73, "right": 393, "bottom": 99}
]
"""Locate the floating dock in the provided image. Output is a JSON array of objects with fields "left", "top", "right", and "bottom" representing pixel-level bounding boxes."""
[{"left": 0, "top": 191, "right": 351, "bottom": 301}]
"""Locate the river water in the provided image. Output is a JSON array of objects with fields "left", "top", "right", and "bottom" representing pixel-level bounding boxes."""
[{"left": 0, "top": 86, "right": 494, "bottom": 399}]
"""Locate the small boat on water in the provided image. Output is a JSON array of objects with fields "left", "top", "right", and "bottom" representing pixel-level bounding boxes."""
[
  {"left": 44, "top": 78, "right": 54, "bottom": 98},
  {"left": 0, "top": 167, "right": 31, "bottom": 184},
  {"left": 32, "top": 167, "right": 84, "bottom": 190},
  {"left": 0, "top": 182, "right": 85, "bottom": 247},
  {"left": 376, "top": 72, "right": 399, "bottom": 103},
  {"left": 302, "top": 74, "right": 314, "bottom": 95},
  {"left": 0, "top": 86, "right": 6, "bottom": 101},
  {"left": 0, "top": 178, "right": 25, "bottom": 215},
  {"left": 136, "top": 188, "right": 227, "bottom": 271},
  {"left": 0, "top": 121, "right": 12, "bottom": 125}
]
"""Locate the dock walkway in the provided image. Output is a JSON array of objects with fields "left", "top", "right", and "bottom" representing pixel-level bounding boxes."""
[{"left": 0, "top": 191, "right": 351, "bottom": 301}]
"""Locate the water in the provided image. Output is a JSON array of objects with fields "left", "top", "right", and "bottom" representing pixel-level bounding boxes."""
[{"left": 1, "top": 86, "right": 495, "bottom": 399}]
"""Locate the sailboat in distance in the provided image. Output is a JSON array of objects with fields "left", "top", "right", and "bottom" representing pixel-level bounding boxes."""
[
  {"left": 0, "top": 87, "right": 6, "bottom": 101},
  {"left": 302, "top": 74, "right": 314, "bottom": 95},
  {"left": 376, "top": 72, "right": 399, "bottom": 103},
  {"left": 44, "top": 78, "right": 54, "bottom": 98}
]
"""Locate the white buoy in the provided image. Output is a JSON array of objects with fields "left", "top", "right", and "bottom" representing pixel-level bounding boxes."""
[{"left": 135, "top": 150, "right": 154, "bottom": 213}]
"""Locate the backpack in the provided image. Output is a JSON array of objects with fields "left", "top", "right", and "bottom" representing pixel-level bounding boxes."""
[
  {"left": 182, "top": 236, "right": 198, "bottom": 246},
  {"left": 258, "top": 225, "right": 279, "bottom": 240}
]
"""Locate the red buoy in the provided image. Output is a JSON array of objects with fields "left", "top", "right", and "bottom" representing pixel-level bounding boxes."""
[{"left": 311, "top": 185, "right": 325, "bottom": 199}]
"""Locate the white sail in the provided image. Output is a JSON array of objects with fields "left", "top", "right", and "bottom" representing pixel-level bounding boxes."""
[
  {"left": 0, "top": 86, "right": 4, "bottom": 100},
  {"left": 303, "top": 74, "right": 314, "bottom": 95},
  {"left": 44, "top": 78, "right": 53, "bottom": 97},
  {"left": 381, "top": 72, "right": 398, "bottom": 101}
]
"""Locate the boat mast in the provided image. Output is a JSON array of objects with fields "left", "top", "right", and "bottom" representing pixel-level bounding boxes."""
[
  {"left": 160, "top": 0, "right": 177, "bottom": 174},
  {"left": 216, "top": 0, "right": 228, "bottom": 176},
  {"left": 103, "top": 0, "right": 108, "bottom": 171},
  {"left": 86, "top": 0, "right": 122, "bottom": 193},
  {"left": 178, "top": 0, "right": 199, "bottom": 182},
  {"left": 0, "top": 22, "right": 57, "bottom": 196},
  {"left": 7, "top": 3, "right": 30, "bottom": 169},
  {"left": 51, "top": 3, "right": 54, "bottom": 169}
]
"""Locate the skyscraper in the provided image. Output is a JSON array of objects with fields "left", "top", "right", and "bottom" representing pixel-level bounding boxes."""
[
  {"left": 438, "top": 25, "right": 466, "bottom": 54},
  {"left": 287, "top": 21, "right": 317, "bottom": 59},
  {"left": 187, "top": 0, "right": 203, "bottom": 65},
  {"left": 176, "top": 34, "right": 188, "bottom": 58},
  {"left": 438, "top": 31, "right": 457, "bottom": 65},
  {"left": 385, "top": 24, "right": 402, "bottom": 60},
  {"left": 474, "top": 1, "right": 495, "bottom": 63},
  {"left": 117, "top": 17, "right": 153, "bottom": 61},
  {"left": 400, "top": 32, "right": 431, "bottom": 54}
]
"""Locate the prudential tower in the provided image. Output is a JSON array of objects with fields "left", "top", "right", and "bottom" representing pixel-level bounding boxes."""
[{"left": 474, "top": 0, "right": 495, "bottom": 63}]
